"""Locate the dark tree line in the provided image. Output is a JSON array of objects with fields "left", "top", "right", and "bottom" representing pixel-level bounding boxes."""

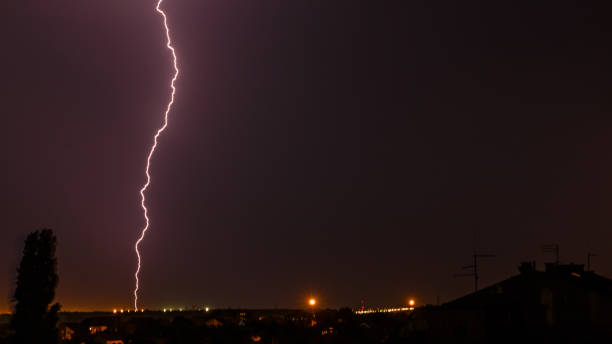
[{"left": 10, "top": 229, "right": 61, "bottom": 344}]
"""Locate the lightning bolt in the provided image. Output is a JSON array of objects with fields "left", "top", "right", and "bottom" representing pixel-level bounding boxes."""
[{"left": 133, "top": 0, "right": 179, "bottom": 311}]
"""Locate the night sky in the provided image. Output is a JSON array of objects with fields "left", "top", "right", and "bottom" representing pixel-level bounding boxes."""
[{"left": 2, "top": 1, "right": 612, "bottom": 312}]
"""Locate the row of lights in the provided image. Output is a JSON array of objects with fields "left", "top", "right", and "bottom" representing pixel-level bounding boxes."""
[
  {"left": 111, "top": 298, "right": 415, "bottom": 314},
  {"left": 353, "top": 299, "right": 416, "bottom": 314},
  {"left": 308, "top": 298, "right": 415, "bottom": 309},
  {"left": 113, "top": 307, "right": 211, "bottom": 314},
  {"left": 354, "top": 306, "right": 414, "bottom": 315},
  {"left": 113, "top": 309, "right": 144, "bottom": 314},
  {"left": 111, "top": 298, "right": 318, "bottom": 314}
]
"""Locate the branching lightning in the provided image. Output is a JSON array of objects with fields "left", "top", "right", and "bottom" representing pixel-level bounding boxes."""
[{"left": 133, "top": 0, "right": 179, "bottom": 311}]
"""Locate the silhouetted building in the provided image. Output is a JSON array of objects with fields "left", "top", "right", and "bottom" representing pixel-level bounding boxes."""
[
  {"left": 205, "top": 318, "right": 223, "bottom": 328},
  {"left": 408, "top": 262, "right": 612, "bottom": 342},
  {"left": 89, "top": 325, "right": 108, "bottom": 334},
  {"left": 59, "top": 324, "right": 75, "bottom": 341}
]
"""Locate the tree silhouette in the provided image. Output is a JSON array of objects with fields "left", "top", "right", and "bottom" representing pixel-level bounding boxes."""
[{"left": 10, "top": 229, "right": 61, "bottom": 344}]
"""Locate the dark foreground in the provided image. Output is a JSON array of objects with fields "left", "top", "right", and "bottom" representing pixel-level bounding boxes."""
[
  {"left": 2, "top": 306, "right": 612, "bottom": 343},
  {"left": 0, "top": 309, "right": 414, "bottom": 344}
]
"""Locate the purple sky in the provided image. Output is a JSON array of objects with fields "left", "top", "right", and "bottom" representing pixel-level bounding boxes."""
[{"left": 2, "top": 0, "right": 612, "bottom": 312}]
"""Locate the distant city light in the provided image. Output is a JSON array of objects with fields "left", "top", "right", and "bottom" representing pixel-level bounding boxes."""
[
  {"left": 120, "top": 309, "right": 124, "bottom": 313},
  {"left": 309, "top": 298, "right": 316, "bottom": 306},
  {"left": 163, "top": 309, "right": 167, "bottom": 312},
  {"left": 113, "top": 309, "right": 117, "bottom": 314},
  {"left": 354, "top": 307, "right": 413, "bottom": 315},
  {"left": 205, "top": 307, "right": 210, "bottom": 312},
  {"left": 409, "top": 299, "right": 415, "bottom": 306}
]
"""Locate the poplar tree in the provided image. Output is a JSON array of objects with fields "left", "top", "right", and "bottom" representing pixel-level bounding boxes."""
[{"left": 11, "top": 229, "right": 61, "bottom": 344}]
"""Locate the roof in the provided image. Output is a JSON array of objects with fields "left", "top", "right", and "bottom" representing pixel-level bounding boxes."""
[{"left": 445, "top": 264, "right": 612, "bottom": 309}]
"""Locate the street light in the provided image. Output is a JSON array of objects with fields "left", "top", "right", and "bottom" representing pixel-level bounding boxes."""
[{"left": 308, "top": 298, "right": 317, "bottom": 326}]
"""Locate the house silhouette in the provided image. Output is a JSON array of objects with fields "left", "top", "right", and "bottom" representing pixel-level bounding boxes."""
[{"left": 408, "top": 262, "right": 612, "bottom": 342}]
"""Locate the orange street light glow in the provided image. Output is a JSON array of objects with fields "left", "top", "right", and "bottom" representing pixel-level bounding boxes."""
[
  {"left": 309, "top": 298, "right": 316, "bottom": 306},
  {"left": 409, "top": 299, "right": 415, "bottom": 306}
]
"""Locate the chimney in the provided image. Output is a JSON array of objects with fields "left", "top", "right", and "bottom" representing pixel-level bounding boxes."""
[{"left": 518, "top": 261, "right": 536, "bottom": 274}]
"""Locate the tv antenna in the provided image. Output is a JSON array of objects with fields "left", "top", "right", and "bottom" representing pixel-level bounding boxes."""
[
  {"left": 541, "top": 244, "right": 559, "bottom": 265},
  {"left": 454, "top": 252, "right": 495, "bottom": 292},
  {"left": 587, "top": 252, "right": 597, "bottom": 271}
]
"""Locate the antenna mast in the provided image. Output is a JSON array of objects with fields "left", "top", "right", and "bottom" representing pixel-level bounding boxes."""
[{"left": 454, "top": 252, "right": 495, "bottom": 292}]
